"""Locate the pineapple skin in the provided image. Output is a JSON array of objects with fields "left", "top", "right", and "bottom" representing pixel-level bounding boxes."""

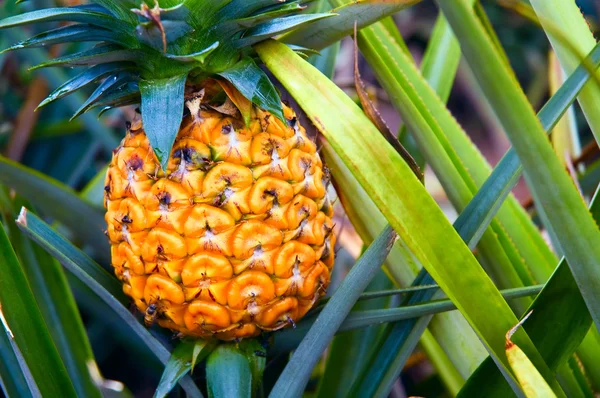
[{"left": 104, "top": 98, "right": 335, "bottom": 340}]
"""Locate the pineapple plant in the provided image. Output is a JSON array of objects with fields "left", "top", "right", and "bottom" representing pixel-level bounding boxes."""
[
  {"left": 1, "top": 0, "right": 338, "bottom": 340},
  {"left": 3, "top": 0, "right": 600, "bottom": 397}
]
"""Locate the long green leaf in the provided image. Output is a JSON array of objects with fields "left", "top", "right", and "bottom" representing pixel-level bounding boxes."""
[
  {"left": 460, "top": 186, "right": 600, "bottom": 396},
  {"left": 0, "top": 223, "right": 77, "bottom": 397},
  {"left": 257, "top": 39, "right": 562, "bottom": 396},
  {"left": 140, "top": 75, "right": 187, "bottom": 171},
  {"left": 1, "top": 193, "right": 101, "bottom": 398},
  {"left": 316, "top": 270, "right": 393, "bottom": 398},
  {"left": 283, "top": 0, "right": 419, "bottom": 50},
  {"left": 437, "top": 0, "right": 600, "bottom": 331},
  {"left": 269, "top": 226, "right": 397, "bottom": 397},
  {"left": 0, "top": 311, "right": 32, "bottom": 398},
  {"left": 274, "top": 284, "right": 544, "bottom": 353},
  {"left": 0, "top": 155, "right": 109, "bottom": 263},
  {"left": 15, "top": 209, "right": 202, "bottom": 397},
  {"left": 530, "top": 0, "right": 600, "bottom": 144}
]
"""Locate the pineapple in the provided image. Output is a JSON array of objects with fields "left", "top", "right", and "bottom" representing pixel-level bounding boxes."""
[
  {"left": 106, "top": 84, "right": 335, "bottom": 339},
  {"left": 1, "top": 0, "right": 335, "bottom": 339}
]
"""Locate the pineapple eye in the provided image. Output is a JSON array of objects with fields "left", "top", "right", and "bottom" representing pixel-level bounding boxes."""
[
  {"left": 256, "top": 297, "right": 299, "bottom": 330},
  {"left": 144, "top": 274, "right": 185, "bottom": 305},
  {"left": 181, "top": 253, "right": 233, "bottom": 287},
  {"left": 249, "top": 177, "right": 294, "bottom": 214},
  {"left": 184, "top": 300, "right": 231, "bottom": 331},
  {"left": 227, "top": 270, "right": 276, "bottom": 310}
]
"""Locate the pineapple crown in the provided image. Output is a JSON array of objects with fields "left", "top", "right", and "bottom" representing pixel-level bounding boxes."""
[{"left": 0, "top": 0, "right": 336, "bottom": 168}]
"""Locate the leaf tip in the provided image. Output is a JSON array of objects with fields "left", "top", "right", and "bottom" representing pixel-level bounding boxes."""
[{"left": 16, "top": 207, "right": 28, "bottom": 227}]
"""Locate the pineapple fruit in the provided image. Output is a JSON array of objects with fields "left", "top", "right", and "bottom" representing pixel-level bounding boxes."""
[
  {"left": 105, "top": 84, "right": 335, "bottom": 339},
  {"left": 1, "top": 1, "right": 336, "bottom": 339}
]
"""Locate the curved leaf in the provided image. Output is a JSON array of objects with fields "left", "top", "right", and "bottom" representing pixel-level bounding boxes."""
[
  {"left": 0, "top": 6, "right": 127, "bottom": 32},
  {"left": 31, "top": 44, "right": 141, "bottom": 70},
  {"left": 238, "top": 13, "right": 335, "bottom": 47},
  {"left": 15, "top": 209, "right": 202, "bottom": 397},
  {"left": 0, "top": 223, "right": 77, "bottom": 397},
  {"left": 1, "top": 193, "right": 101, "bottom": 398},
  {"left": 38, "top": 63, "right": 132, "bottom": 109},
  {"left": 3, "top": 24, "right": 132, "bottom": 53},
  {"left": 283, "top": 0, "right": 419, "bottom": 50},
  {"left": 0, "top": 155, "right": 109, "bottom": 262}
]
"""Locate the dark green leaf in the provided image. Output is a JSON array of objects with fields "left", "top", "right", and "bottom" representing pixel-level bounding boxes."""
[
  {"left": 0, "top": 6, "right": 128, "bottom": 32},
  {"left": 269, "top": 226, "right": 396, "bottom": 397},
  {"left": 72, "top": 72, "right": 136, "bottom": 119},
  {"left": 2, "top": 24, "right": 132, "bottom": 53},
  {"left": 140, "top": 74, "right": 187, "bottom": 171},
  {"left": 1, "top": 193, "right": 101, "bottom": 398},
  {"left": 0, "top": 315, "right": 32, "bottom": 398},
  {"left": 0, "top": 223, "right": 77, "bottom": 397},
  {"left": 165, "top": 42, "right": 219, "bottom": 63},
  {"left": 0, "top": 155, "right": 109, "bottom": 262},
  {"left": 15, "top": 210, "right": 202, "bottom": 397},
  {"left": 206, "top": 345, "right": 252, "bottom": 398},
  {"left": 283, "top": 0, "right": 419, "bottom": 50},
  {"left": 31, "top": 44, "right": 141, "bottom": 70},
  {"left": 237, "top": 13, "right": 334, "bottom": 47},
  {"left": 154, "top": 340, "right": 214, "bottom": 398},
  {"left": 38, "top": 63, "right": 133, "bottom": 109},
  {"left": 218, "top": 56, "right": 284, "bottom": 122}
]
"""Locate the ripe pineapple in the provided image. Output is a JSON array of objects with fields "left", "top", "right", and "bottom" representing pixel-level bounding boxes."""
[
  {"left": 106, "top": 84, "right": 334, "bottom": 339},
  {"left": 1, "top": 1, "right": 335, "bottom": 339}
]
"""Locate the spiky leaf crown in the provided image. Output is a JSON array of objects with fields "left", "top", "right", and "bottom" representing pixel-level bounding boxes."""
[{"left": 0, "top": 0, "right": 333, "bottom": 168}]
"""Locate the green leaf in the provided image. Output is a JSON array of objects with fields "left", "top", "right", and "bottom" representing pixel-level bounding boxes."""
[
  {"left": 2, "top": 24, "right": 132, "bottom": 53},
  {"left": 283, "top": 0, "right": 419, "bottom": 50},
  {"left": 218, "top": 56, "right": 284, "bottom": 122},
  {"left": 437, "top": 0, "right": 600, "bottom": 331},
  {"left": 0, "top": 6, "right": 127, "bottom": 32},
  {"left": 140, "top": 75, "right": 187, "bottom": 171},
  {"left": 30, "top": 44, "right": 141, "bottom": 70},
  {"left": 15, "top": 209, "right": 203, "bottom": 397},
  {"left": 274, "top": 284, "right": 544, "bottom": 353},
  {"left": 206, "top": 345, "right": 252, "bottom": 398},
  {"left": 237, "top": 13, "right": 335, "bottom": 47},
  {"left": 1, "top": 193, "right": 101, "bottom": 398},
  {"left": 0, "top": 222, "right": 77, "bottom": 397},
  {"left": 155, "top": 340, "right": 214, "bottom": 398},
  {"left": 257, "top": 39, "right": 561, "bottom": 396},
  {"left": 316, "top": 270, "right": 395, "bottom": 398},
  {"left": 0, "top": 314, "right": 32, "bottom": 398},
  {"left": 455, "top": 40, "right": 600, "bottom": 260},
  {"left": 460, "top": 187, "right": 600, "bottom": 396},
  {"left": 72, "top": 72, "right": 136, "bottom": 119},
  {"left": 269, "top": 226, "right": 397, "bottom": 396},
  {"left": 0, "top": 155, "right": 109, "bottom": 262},
  {"left": 530, "top": 0, "right": 600, "bottom": 144},
  {"left": 38, "top": 63, "right": 132, "bottom": 109}
]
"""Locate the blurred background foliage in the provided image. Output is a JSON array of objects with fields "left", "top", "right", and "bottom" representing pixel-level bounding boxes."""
[{"left": 1, "top": 0, "right": 599, "bottom": 397}]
